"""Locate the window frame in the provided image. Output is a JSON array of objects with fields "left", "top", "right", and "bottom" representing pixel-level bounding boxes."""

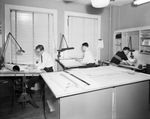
[{"left": 5, "top": 4, "right": 58, "bottom": 69}]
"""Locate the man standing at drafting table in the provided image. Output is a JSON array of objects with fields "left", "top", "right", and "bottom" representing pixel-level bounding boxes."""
[
  {"left": 27, "top": 45, "right": 54, "bottom": 96},
  {"left": 110, "top": 47, "right": 137, "bottom": 66}
]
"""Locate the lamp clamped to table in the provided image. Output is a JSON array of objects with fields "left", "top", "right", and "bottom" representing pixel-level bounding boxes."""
[
  {"left": 0, "top": 32, "right": 25, "bottom": 69},
  {"left": 0, "top": 32, "right": 39, "bottom": 108}
]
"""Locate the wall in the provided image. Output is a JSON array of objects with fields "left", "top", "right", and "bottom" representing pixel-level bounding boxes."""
[
  {"left": 119, "top": 3, "right": 150, "bottom": 29},
  {"left": 111, "top": 2, "right": 150, "bottom": 63},
  {"left": 112, "top": 2, "right": 150, "bottom": 32},
  {"left": 0, "top": 0, "right": 110, "bottom": 61}
]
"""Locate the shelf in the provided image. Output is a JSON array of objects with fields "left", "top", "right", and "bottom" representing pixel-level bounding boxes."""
[
  {"left": 140, "top": 30, "right": 150, "bottom": 55},
  {"left": 141, "top": 45, "right": 150, "bottom": 47},
  {"left": 140, "top": 50, "right": 150, "bottom": 55},
  {"left": 140, "top": 37, "right": 150, "bottom": 39},
  {"left": 114, "top": 27, "right": 150, "bottom": 55},
  {"left": 140, "top": 52, "right": 150, "bottom": 55}
]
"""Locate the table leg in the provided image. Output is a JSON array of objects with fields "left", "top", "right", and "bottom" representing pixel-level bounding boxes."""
[
  {"left": 11, "top": 79, "right": 16, "bottom": 111},
  {"left": 42, "top": 83, "right": 47, "bottom": 119}
]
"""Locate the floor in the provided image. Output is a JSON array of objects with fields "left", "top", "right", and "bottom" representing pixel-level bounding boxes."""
[{"left": 0, "top": 91, "right": 45, "bottom": 119}]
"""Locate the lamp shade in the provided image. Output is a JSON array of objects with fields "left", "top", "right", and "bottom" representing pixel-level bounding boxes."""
[
  {"left": 133, "top": 0, "right": 150, "bottom": 5},
  {"left": 91, "top": 0, "right": 110, "bottom": 8}
]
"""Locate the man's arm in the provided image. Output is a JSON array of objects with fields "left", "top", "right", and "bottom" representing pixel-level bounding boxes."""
[
  {"left": 121, "top": 60, "right": 131, "bottom": 65},
  {"left": 121, "top": 58, "right": 137, "bottom": 66}
]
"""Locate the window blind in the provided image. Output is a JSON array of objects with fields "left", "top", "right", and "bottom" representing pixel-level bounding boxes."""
[
  {"left": 65, "top": 16, "right": 99, "bottom": 60},
  {"left": 7, "top": 10, "right": 56, "bottom": 66}
]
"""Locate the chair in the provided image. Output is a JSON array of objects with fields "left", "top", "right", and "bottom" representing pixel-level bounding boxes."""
[{"left": 29, "top": 82, "right": 44, "bottom": 101}]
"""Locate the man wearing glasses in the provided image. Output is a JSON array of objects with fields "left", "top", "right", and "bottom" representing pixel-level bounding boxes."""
[
  {"left": 27, "top": 45, "right": 54, "bottom": 106},
  {"left": 34, "top": 45, "right": 54, "bottom": 72}
]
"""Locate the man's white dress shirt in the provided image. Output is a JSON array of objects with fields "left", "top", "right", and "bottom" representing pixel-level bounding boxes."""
[
  {"left": 36, "top": 51, "right": 54, "bottom": 70},
  {"left": 81, "top": 49, "right": 95, "bottom": 64}
]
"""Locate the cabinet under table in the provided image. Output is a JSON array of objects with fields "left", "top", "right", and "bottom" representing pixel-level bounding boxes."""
[{"left": 41, "top": 66, "right": 150, "bottom": 119}]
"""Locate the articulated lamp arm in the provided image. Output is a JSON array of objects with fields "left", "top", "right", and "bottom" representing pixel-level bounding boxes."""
[
  {"left": 1, "top": 32, "right": 25, "bottom": 66},
  {"left": 2, "top": 32, "right": 25, "bottom": 56},
  {"left": 57, "top": 34, "right": 74, "bottom": 59}
]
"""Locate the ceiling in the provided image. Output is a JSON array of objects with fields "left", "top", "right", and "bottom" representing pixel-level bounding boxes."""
[{"left": 59, "top": 0, "right": 134, "bottom": 6}]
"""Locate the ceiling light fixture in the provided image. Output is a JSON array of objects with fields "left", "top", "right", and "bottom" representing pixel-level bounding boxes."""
[
  {"left": 91, "top": 0, "right": 110, "bottom": 8},
  {"left": 133, "top": 0, "right": 150, "bottom": 5}
]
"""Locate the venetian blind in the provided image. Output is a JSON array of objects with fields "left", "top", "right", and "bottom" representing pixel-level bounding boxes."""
[
  {"left": 65, "top": 16, "right": 99, "bottom": 60},
  {"left": 7, "top": 10, "right": 56, "bottom": 65}
]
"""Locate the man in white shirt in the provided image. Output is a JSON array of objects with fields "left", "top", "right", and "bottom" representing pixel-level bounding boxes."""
[
  {"left": 77, "top": 42, "right": 95, "bottom": 67},
  {"left": 35, "top": 45, "right": 54, "bottom": 71},
  {"left": 27, "top": 45, "right": 54, "bottom": 102}
]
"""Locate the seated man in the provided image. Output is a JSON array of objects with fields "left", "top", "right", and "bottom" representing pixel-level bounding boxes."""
[
  {"left": 110, "top": 47, "right": 137, "bottom": 66},
  {"left": 27, "top": 45, "right": 54, "bottom": 95},
  {"left": 76, "top": 42, "right": 96, "bottom": 67}
]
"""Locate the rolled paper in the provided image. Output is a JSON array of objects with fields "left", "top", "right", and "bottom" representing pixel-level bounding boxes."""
[{"left": 5, "top": 63, "right": 20, "bottom": 71}]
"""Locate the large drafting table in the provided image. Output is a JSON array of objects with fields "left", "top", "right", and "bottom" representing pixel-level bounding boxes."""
[{"left": 41, "top": 66, "right": 150, "bottom": 119}]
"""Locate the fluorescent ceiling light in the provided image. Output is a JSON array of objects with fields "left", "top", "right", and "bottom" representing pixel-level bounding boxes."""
[
  {"left": 134, "top": 0, "right": 150, "bottom": 5},
  {"left": 91, "top": 0, "right": 110, "bottom": 8}
]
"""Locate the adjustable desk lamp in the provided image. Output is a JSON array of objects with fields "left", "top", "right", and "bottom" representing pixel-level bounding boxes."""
[
  {"left": 128, "top": 36, "right": 135, "bottom": 59},
  {"left": 57, "top": 34, "right": 74, "bottom": 59},
  {"left": 0, "top": 32, "right": 38, "bottom": 108},
  {"left": 1, "top": 32, "right": 25, "bottom": 67}
]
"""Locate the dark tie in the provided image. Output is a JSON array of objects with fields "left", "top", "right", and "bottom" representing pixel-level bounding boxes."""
[{"left": 41, "top": 55, "right": 43, "bottom": 63}]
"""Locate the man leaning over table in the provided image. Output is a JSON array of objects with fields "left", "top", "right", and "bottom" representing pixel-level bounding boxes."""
[
  {"left": 110, "top": 47, "right": 137, "bottom": 66},
  {"left": 27, "top": 45, "right": 54, "bottom": 99}
]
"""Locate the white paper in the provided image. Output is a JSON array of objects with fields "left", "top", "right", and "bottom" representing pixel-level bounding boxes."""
[{"left": 59, "top": 59, "right": 83, "bottom": 68}]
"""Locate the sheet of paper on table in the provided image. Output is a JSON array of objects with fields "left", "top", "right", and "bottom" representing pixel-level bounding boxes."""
[
  {"left": 2, "top": 63, "right": 42, "bottom": 73},
  {"left": 58, "top": 59, "right": 83, "bottom": 68}
]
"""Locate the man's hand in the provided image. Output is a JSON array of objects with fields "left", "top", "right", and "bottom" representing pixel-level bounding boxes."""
[
  {"left": 121, "top": 60, "right": 130, "bottom": 65},
  {"left": 128, "top": 58, "right": 138, "bottom": 65}
]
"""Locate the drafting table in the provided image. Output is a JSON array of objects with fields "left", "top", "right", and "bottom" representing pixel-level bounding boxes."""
[
  {"left": 56, "top": 58, "right": 84, "bottom": 70},
  {"left": 56, "top": 58, "right": 99, "bottom": 70},
  {"left": 41, "top": 66, "right": 150, "bottom": 119},
  {"left": 118, "top": 63, "right": 146, "bottom": 72},
  {"left": 0, "top": 66, "right": 43, "bottom": 108}
]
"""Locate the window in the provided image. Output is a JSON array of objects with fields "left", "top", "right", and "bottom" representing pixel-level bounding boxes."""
[
  {"left": 64, "top": 12, "right": 101, "bottom": 60},
  {"left": 5, "top": 4, "right": 57, "bottom": 69}
]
